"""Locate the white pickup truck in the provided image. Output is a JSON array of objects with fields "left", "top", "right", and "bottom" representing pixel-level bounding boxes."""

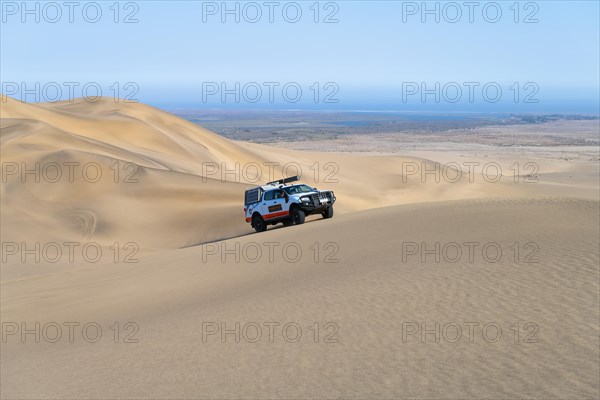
[{"left": 244, "top": 176, "right": 336, "bottom": 232}]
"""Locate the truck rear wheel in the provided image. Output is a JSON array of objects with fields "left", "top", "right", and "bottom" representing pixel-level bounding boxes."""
[{"left": 253, "top": 214, "right": 267, "bottom": 232}]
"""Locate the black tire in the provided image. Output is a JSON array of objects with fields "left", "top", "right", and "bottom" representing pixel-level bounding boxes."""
[
  {"left": 291, "top": 207, "right": 305, "bottom": 225},
  {"left": 322, "top": 206, "right": 334, "bottom": 219},
  {"left": 252, "top": 214, "right": 267, "bottom": 232}
]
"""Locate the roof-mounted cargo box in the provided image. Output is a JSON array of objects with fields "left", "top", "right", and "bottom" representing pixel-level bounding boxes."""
[{"left": 266, "top": 175, "right": 300, "bottom": 186}]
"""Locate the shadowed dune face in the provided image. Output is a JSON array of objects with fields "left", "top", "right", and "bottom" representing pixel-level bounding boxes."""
[{"left": 1, "top": 97, "right": 549, "bottom": 252}]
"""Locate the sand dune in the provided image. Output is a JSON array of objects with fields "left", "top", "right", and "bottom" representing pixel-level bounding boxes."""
[
  {"left": 1, "top": 198, "right": 598, "bottom": 398},
  {"left": 1, "top": 97, "right": 599, "bottom": 398},
  {"left": 2, "top": 97, "right": 592, "bottom": 256}
]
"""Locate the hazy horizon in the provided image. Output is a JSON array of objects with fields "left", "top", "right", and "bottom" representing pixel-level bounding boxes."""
[{"left": 2, "top": 1, "right": 598, "bottom": 113}]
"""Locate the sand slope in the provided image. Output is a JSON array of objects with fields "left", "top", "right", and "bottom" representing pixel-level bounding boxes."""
[{"left": 1, "top": 198, "right": 598, "bottom": 398}]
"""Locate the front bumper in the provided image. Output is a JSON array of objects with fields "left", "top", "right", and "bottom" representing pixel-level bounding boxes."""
[{"left": 299, "top": 191, "right": 336, "bottom": 211}]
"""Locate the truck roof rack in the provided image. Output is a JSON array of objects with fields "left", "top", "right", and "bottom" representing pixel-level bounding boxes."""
[{"left": 266, "top": 175, "right": 300, "bottom": 186}]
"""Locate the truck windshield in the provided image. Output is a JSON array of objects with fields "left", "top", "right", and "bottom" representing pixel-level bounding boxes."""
[{"left": 283, "top": 184, "right": 315, "bottom": 195}]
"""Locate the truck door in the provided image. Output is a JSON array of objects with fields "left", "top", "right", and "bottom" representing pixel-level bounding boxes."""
[{"left": 262, "top": 189, "right": 289, "bottom": 220}]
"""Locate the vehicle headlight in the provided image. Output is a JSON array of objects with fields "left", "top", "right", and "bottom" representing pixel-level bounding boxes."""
[{"left": 301, "top": 196, "right": 310, "bottom": 203}]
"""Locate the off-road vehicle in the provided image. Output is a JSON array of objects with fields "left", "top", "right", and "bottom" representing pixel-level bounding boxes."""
[{"left": 244, "top": 176, "right": 336, "bottom": 232}]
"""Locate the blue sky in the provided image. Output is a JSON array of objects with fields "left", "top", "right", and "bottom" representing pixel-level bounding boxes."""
[{"left": 1, "top": 1, "right": 599, "bottom": 112}]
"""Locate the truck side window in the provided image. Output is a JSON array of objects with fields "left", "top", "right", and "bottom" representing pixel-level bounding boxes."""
[{"left": 264, "top": 191, "right": 275, "bottom": 201}]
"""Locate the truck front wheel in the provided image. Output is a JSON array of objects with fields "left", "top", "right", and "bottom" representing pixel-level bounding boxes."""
[
  {"left": 322, "top": 206, "right": 333, "bottom": 219},
  {"left": 291, "top": 207, "right": 305, "bottom": 225}
]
